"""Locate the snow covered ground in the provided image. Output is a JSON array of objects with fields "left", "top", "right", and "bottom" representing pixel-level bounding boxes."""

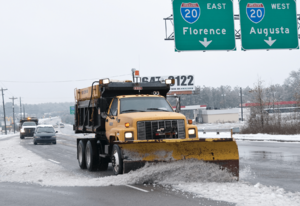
[
  {"left": 197, "top": 122, "right": 300, "bottom": 142},
  {"left": 1, "top": 137, "right": 300, "bottom": 206},
  {"left": 198, "top": 132, "right": 300, "bottom": 142},
  {"left": 0, "top": 132, "right": 20, "bottom": 139},
  {"left": 197, "top": 122, "right": 245, "bottom": 130}
]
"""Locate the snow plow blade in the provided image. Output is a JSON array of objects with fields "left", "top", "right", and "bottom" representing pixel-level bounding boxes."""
[{"left": 118, "top": 138, "right": 239, "bottom": 179}]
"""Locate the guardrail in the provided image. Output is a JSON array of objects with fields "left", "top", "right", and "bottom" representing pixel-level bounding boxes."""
[{"left": 198, "top": 127, "right": 240, "bottom": 138}]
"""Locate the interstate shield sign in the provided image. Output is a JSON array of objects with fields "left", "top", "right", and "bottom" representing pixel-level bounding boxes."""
[
  {"left": 180, "top": 3, "right": 200, "bottom": 24},
  {"left": 246, "top": 3, "right": 265, "bottom": 23}
]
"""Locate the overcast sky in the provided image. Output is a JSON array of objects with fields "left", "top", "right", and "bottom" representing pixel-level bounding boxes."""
[{"left": 0, "top": 0, "right": 299, "bottom": 104}]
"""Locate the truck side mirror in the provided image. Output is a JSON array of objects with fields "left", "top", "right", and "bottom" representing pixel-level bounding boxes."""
[
  {"left": 99, "top": 98, "right": 109, "bottom": 119},
  {"left": 175, "top": 97, "right": 181, "bottom": 113},
  {"left": 101, "top": 112, "right": 108, "bottom": 119}
]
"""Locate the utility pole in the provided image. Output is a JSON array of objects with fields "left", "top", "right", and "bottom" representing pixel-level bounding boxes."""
[
  {"left": 221, "top": 87, "right": 226, "bottom": 109},
  {"left": 273, "top": 92, "right": 276, "bottom": 112},
  {"left": 20, "top": 97, "right": 22, "bottom": 120},
  {"left": 23, "top": 105, "right": 25, "bottom": 118},
  {"left": 9, "top": 97, "right": 18, "bottom": 133},
  {"left": 240, "top": 88, "right": 244, "bottom": 122},
  {"left": 1, "top": 88, "right": 8, "bottom": 135}
]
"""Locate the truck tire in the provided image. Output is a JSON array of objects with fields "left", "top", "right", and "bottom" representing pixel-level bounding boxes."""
[
  {"left": 85, "top": 141, "right": 98, "bottom": 171},
  {"left": 112, "top": 144, "right": 123, "bottom": 175},
  {"left": 78, "top": 140, "right": 87, "bottom": 169},
  {"left": 20, "top": 136, "right": 24, "bottom": 139},
  {"left": 97, "top": 142, "right": 109, "bottom": 171}
]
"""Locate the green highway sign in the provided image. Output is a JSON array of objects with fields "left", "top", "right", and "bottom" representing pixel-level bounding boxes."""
[
  {"left": 70, "top": 106, "right": 75, "bottom": 115},
  {"left": 172, "top": 0, "right": 236, "bottom": 51},
  {"left": 239, "top": 0, "right": 299, "bottom": 50}
]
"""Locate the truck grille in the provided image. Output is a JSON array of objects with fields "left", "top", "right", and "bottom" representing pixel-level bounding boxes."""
[
  {"left": 137, "top": 120, "right": 185, "bottom": 140},
  {"left": 24, "top": 128, "right": 35, "bottom": 133}
]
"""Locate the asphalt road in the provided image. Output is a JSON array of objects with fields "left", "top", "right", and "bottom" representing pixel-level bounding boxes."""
[
  {"left": 1, "top": 117, "right": 299, "bottom": 205},
  {"left": 1, "top": 117, "right": 234, "bottom": 206}
]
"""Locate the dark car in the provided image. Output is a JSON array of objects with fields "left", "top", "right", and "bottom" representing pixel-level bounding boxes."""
[{"left": 33, "top": 125, "right": 57, "bottom": 145}]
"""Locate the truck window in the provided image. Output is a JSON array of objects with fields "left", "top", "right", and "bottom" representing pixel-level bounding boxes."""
[
  {"left": 22, "top": 122, "right": 36, "bottom": 126},
  {"left": 120, "top": 97, "right": 173, "bottom": 113},
  {"left": 110, "top": 99, "right": 118, "bottom": 116}
]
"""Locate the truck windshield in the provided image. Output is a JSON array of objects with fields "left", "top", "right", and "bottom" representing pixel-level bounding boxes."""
[
  {"left": 120, "top": 97, "right": 173, "bottom": 113},
  {"left": 22, "top": 122, "right": 36, "bottom": 126},
  {"left": 36, "top": 127, "right": 55, "bottom": 133}
]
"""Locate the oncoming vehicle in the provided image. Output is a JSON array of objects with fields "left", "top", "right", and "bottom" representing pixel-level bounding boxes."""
[
  {"left": 73, "top": 75, "right": 239, "bottom": 178},
  {"left": 20, "top": 117, "right": 38, "bottom": 139},
  {"left": 33, "top": 125, "right": 58, "bottom": 145},
  {"left": 60, "top": 123, "right": 65, "bottom": 128}
]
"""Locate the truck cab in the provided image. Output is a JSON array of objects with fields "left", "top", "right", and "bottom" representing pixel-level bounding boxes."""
[
  {"left": 20, "top": 117, "right": 38, "bottom": 139},
  {"left": 105, "top": 95, "right": 197, "bottom": 141}
]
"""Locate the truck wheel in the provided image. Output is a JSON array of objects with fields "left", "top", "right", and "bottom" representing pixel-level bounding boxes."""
[
  {"left": 112, "top": 144, "right": 123, "bottom": 175},
  {"left": 85, "top": 141, "right": 98, "bottom": 171},
  {"left": 78, "top": 140, "right": 87, "bottom": 169},
  {"left": 34, "top": 141, "right": 37, "bottom": 145},
  {"left": 20, "top": 136, "right": 24, "bottom": 139}
]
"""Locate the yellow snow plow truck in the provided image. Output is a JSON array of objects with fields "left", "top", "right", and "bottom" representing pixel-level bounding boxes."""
[{"left": 73, "top": 78, "right": 239, "bottom": 178}]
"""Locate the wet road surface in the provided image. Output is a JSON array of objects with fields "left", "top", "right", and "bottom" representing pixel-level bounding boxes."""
[{"left": 238, "top": 141, "right": 300, "bottom": 192}]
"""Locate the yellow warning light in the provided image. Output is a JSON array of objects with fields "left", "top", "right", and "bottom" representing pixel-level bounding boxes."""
[
  {"left": 27, "top": 117, "right": 31, "bottom": 120},
  {"left": 125, "top": 123, "right": 130, "bottom": 128}
]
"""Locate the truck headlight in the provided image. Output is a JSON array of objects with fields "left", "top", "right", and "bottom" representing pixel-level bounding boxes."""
[
  {"left": 188, "top": 129, "right": 196, "bottom": 138},
  {"left": 125, "top": 132, "right": 133, "bottom": 139},
  {"left": 20, "top": 129, "right": 25, "bottom": 133},
  {"left": 188, "top": 129, "right": 195, "bottom": 135}
]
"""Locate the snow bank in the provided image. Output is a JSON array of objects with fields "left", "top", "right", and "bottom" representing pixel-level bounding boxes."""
[
  {"left": 0, "top": 133, "right": 19, "bottom": 139},
  {"left": 1, "top": 137, "right": 300, "bottom": 206},
  {"left": 174, "top": 182, "right": 300, "bottom": 206},
  {"left": 234, "top": 133, "right": 300, "bottom": 142},
  {"left": 198, "top": 132, "right": 300, "bottom": 142},
  {"left": 197, "top": 122, "right": 300, "bottom": 142},
  {"left": 197, "top": 122, "right": 245, "bottom": 130}
]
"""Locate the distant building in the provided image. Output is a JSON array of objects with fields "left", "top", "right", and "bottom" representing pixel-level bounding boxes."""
[{"left": 201, "top": 108, "right": 239, "bottom": 123}]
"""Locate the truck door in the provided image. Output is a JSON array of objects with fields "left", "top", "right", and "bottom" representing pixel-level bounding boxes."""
[{"left": 106, "top": 98, "right": 119, "bottom": 137}]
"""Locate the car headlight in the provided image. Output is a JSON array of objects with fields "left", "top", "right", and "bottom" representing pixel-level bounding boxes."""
[
  {"left": 188, "top": 129, "right": 195, "bottom": 135},
  {"left": 125, "top": 132, "right": 133, "bottom": 139},
  {"left": 20, "top": 129, "right": 25, "bottom": 133}
]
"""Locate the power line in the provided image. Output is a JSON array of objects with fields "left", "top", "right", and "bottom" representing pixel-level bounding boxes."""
[
  {"left": 0, "top": 80, "right": 14, "bottom": 97},
  {"left": 0, "top": 74, "right": 131, "bottom": 83}
]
